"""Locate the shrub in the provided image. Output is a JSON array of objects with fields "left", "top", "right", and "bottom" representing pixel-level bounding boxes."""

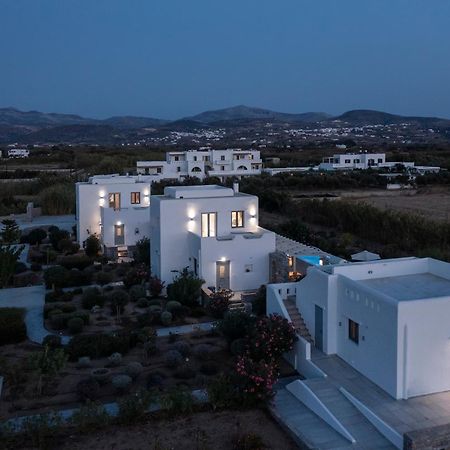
[
  {"left": 232, "top": 433, "right": 266, "bottom": 450},
  {"left": 67, "top": 333, "right": 133, "bottom": 360},
  {"left": 193, "top": 343, "right": 217, "bottom": 361},
  {"left": 95, "top": 271, "right": 113, "bottom": 286},
  {"left": 252, "top": 285, "right": 267, "bottom": 316},
  {"left": 77, "top": 356, "right": 92, "bottom": 368},
  {"left": 76, "top": 378, "right": 101, "bottom": 402},
  {"left": 129, "top": 284, "right": 146, "bottom": 302},
  {"left": 136, "top": 297, "right": 149, "bottom": 308},
  {"left": 0, "top": 308, "right": 26, "bottom": 345},
  {"left": 50, "top": 313, "right": 68, "bottom": 330},
  {"left": 71, "top": 310, "right": 90, "bottom": 325},
  {"left": 59, "top": 255, "right": 92, "bottom": 271},
  {"left": 149, "top": 304, "right": 162, "bottom": 313},
  {"left": 190, "top": 306, "right": 206, "bottom": 317},
  {"left": 146, "top": 372, "right": 165, "bottom": 389},
  {"left": 174, "top": 340, "right": 191, "bottom": 357},
  {"left": 118, "top": 388, "right": 153, "bottom": 424},
  {"left": 82, "top": 287, "right": 104, "bottom": 309},
  {"left": 174, "top": 365, "right": 196, "bottom": 380},
  {"left": 21, "top": 412, "right": 63, "bottom": 450},
  {"left": 61, "top": 303, "right": 77, "bottom": 314},
  {"left": 68, "top": 317, "right": 84, "bottom": 334},
  {"left": 165, "top": 300, "right": 183, "bottom": 316},
  {"left": 123, "top": 264, "right": 148, "bottom": 288},
  {"left": 91, "top": 368, "right": 111, "bottom": 385},
  {"left": 208, "top": 289, "right": 233, "bottom": 319},
  {"left": 160, "top": 311, "right": 173, "bottom": 326},
  {"left": 49, "top": 227, "right": 70, "bottom": 250},
  {"left": 112, "top": 374, "right": 132, "bottom": 393},
  {"left": 66, "top": 268, "right": 92, "bottom": 287},
  {"left": 84, "top": 234, "right": 101, "bottom": 258},
  {"left": 42, "top": 335, "right": 62, "bottom": 349},
  {"left": 27, "top": 228, "right": 47, "bottom": 246},
  {"left": 134, "top": 237, "right": 150, "bottom": 265},
  {"left": 167, "top": 267, "right": 203, "bottom": 306},
  {"left": 165, "top": 349, "right": 183, "bottom": 368},
  {"left": 148, "top": 299, "right": 162, "bottom": 307},
  {"left": 200, "top": 361, "right": 219, "bottom": 376},
  {"left": 58, "top": 238, "right": 80, "bottom": 255},
  {"left": 159, "top": 386, "right": 194, "bottom": 415},
  {"left": 149, "top": 276, "right": 165, "bottom": 298},
  {"left": 207, "top": 374, "right": 241, "bottom": 410},
  {"left": 70, "top": 401, "right": 110, "bottom": 432},
  {"left": 44, "top": 265, "right": 68, "bottom": 289},
  {"left": 230, "top": 338, "right": 247, "bottom": 356},
  {"left": 217, "top": 311, "right": 254, "bottom": 343},
  {"left": 108, "top": 289, "right": 130, "bottom": 315},
  {"left": 45, "top": 290, "right": 74, "bottom": 303},
  {"left": 125, "top": 362, "right": 143, "bottom": 380},
  {"left": 107, "top": 352, "right": 122, "bottom": 367}
]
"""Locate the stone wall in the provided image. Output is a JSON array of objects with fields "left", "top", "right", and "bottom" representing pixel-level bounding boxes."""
[{"left": 404, "top": 423, "right": 450, "bottom": 450}]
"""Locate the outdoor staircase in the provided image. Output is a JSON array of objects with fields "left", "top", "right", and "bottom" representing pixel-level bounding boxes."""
[
  {"left": 283, "top": 297, "right": 314, "bottom": 343},
  {"left": 228, "top": 294, "right": 246, "bottom": 312}
]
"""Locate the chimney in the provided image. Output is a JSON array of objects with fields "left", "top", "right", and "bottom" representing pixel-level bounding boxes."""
[{"left": 233, "top": 182, "right": 239, "bottom": 194}]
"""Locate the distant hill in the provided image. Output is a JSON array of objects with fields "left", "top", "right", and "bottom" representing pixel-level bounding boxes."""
[
  {"left": 331, "top": 109, "right": 450, "bottom": 127},
  {"left": 103, "top": 116, "right": 168, "bottom": 129},
  {"left": 186, "top": 105, "right": 330, "bottom": 124}
]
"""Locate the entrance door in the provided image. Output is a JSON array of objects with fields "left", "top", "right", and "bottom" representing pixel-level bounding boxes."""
[
  {"left": 315, "top": 305, "right": 324, "bottom": 351},
  {"left": 114, "top": 224, "right": 125, "bottom": 245},
  {"left": 216, "top": 261, "right": 230, "bottom": 290}
]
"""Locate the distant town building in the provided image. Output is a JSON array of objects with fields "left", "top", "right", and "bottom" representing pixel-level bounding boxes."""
[
  {"left": 150, "top": 184, "right": 275, "bottom": 292},
  {"left": 76, "top": 174, "right": 152, "bottom": 258},
  {"left": 136, "top": 148, "right": 263, "bottom": 182},
  {"left": 7, "top": 148, "right": 30, "bottom": 158}
]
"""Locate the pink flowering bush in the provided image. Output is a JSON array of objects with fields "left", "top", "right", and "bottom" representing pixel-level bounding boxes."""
[
  {"left": 208, "top": 289, "right": 233, "bottom": 319},
  {"left": 234, "top": 356, "right": 278, "bottom": 404},
  {"left": 247, "top": 314, "right": 297, "bottom": 363}
]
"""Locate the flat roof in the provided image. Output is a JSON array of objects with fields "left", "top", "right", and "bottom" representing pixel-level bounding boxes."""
[
  {"left": 163, "top": 185, "right": 246, "bottom": 199},
  {"left": 361, "top": 273, "right": 450, "bottom": 301}
]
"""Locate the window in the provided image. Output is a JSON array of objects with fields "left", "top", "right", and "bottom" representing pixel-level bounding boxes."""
[
  {"left": 193, "top": 257, "right": 198, "bottom": 276},
  {"left": 177, "top": 167, "right": 181, "bottom": 172},
  {"left": 288, "top": 256, "right": 294, "bottom": 267},
  {"left": 174, "top": 156, "right": 179, "bottom": 161},
  {"left": 378, "top": 158, "right": 383, "bottom": 163},
  {"left": 131, "top": 192, "right": 141, "bottom": 204},
  {"left": 348, "top": 319, "right": 359, "bottom": 344},
  {"left": 368, "top": 159, "right": 375, "bottom": 166},
  {"left": 221, "top": 166, "right": 225, "bottom": 171},
  {"left": 249, "top": 154, "right": 254, "bottom": 160},
  {"left": 231, "top": 210, "right": 244, "bottom": 228},
  {"left": 193, "top": 156, "right": 197, "bottom": 161},
  {"left": 221, "top": 155, "right": 225, "bottom": 161},
  {"left": 201, "top": 212, "right": 217, "bottom": 237},
  {"left": 354, "top": 159, "right": 360, "bottom": 163},
  {"left": 203, "top": 156, "right": 209, "bottom": 162},
  {"left": 157, "top": 167, "right": 162, "bottom": 174},
  {"left": 345, "top": 159, "right": 351, "bottom": 164},
  {"left": 108, "top": 193, "right": 120, "bottom": 210}
]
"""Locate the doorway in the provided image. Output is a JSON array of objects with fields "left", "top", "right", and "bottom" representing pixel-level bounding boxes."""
[
  {"left": 114, "top": 224, "right": 125, "bottom": 245},
  {"left": 216, "top": 260, "right": 230, "bottom": 290},
  {"left": 315, "top": 305, "right": 324, "bottom": 351}
]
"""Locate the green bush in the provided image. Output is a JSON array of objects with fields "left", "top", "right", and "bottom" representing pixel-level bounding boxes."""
[
  {"left": 112, "top": 374, "right": 132, "bottom": 393},
  {"left": 160, "top": 311, "right": 173, "bottom": 326},
  {"left": 44, "top": 266, "right": 68, "bottom": 289},
  {"left": 42, "top": 334, "right": 62, "bottom": 349},
  {"left": 217, "top": 311, "right": 255, "bottom": 343},
  {"left": 108, "top": 289, "right": 130, "bottom": 315},
  {"left": 59, "top": 255, "right": 92, "bottom": 271},
  {"left": 68, "top": 317, "right": 84, "bottom": 334},
  {"left": 82, "top": 287, "right": 104, "bottom": 309},
  {"left": 0, "top": 308, "right": 26, "bottom": 345},
  {"left": 67, "top": 333, "right": 134, "bottom": 360},
  {"left": 165, "top": 349, "right": 182, "bottom": 368},
  {"left": 50, "top": 313, "right": 68, "bottom": 330},
  {"left": 45, "top": 290, "right": 74, "bottom": 303},
  {"left": 167, "top": 267, "right": 203, "bottom": 307},
  {"left": 76, "top": 378, "right": 101, "bottom": 402},
  {"left": 70, "top": 401, "right": 110, "bottom": 432},
  {"left": 117, "top": 388, "right": 153, "bottom": 425},
  {"left": 129, "top": 284, "right": 146, "bottom": 302},
  {"left": 136, "top": 298, "right": 149, "bottom": 308},
  {"left": 165, "top": 300, "right": 183, "bottom": 316},
  {"left": 95, "top": 271, "right": 113, "bottom": 286},
  {"left": 84, "top": 234, "right": 101, "bottom": 258}
]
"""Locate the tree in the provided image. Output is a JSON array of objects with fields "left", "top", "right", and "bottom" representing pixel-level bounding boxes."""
[
  {"left": 27, "top": 228, "right": 47, "bottom": 246},
  {"left": 85, "top": 234, "right": 101, "bottom": 257},
  {"left": 134, "top": 236, "right": 150, "bottom": 265},
  {"left": 0, "top": 219, "right": 21, "bottom": 244},
  {"left": 0, "top": 245, "right": 24, "bottom": 288},
  {"left": 40, "top": 184, "right": 75, "bottom": 215},
  {"left": 167, "top": 267, "right": 204, "bottom": 307},
  {"left": 29, "top": 345, "right": 68, "bottom": 395},
  {"left": 48, "top": 227, "right": 70, "bottom": 250}
]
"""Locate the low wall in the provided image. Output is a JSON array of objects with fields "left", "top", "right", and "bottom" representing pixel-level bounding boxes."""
[{"left": 404, "top": 424, "right": 450, "bottom": 450}]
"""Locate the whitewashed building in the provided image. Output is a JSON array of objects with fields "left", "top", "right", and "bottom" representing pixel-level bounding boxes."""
[
  {"left": 269, "top": 257, "right": 450, "bottom": 399},
  {"left": 137, "top": 148, "right": 263, "bottom": 182},
  {"left": 76, "top": 174, "right": 152, "bottom": 258},
  {"left": 7, "top": 148, "right": 30, "bottom": 158},
  {"left": 150, "top": 184, "right": 275, "bottom": 291}
]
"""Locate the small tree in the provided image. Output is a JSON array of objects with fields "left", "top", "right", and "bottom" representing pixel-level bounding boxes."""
[
  {"left": 0, "top": 219, "right": 21, "bottom": 244},
  {"left": 0, "top": 245, "right": 24, "bottom": 288},
  {"left": 85, "top": 234, "right": 101, "bottom": 258},
  {"left": 167, "top": 267, "right": 204, "bottom": 307},
  {"left": 149, "top": 275, "right": 165, "bottom": 298},
  {"left": 134, "top": 236, "right": 150, "bottom": 265},
  {"left": 208, "top": 289, "right": 233, "bottom": 319},
  {"left": 29, "top": 345, "right": 68, "bottom": 395},
  {"left": 27, "top": 228, "right": 47, "bottom": 247}
]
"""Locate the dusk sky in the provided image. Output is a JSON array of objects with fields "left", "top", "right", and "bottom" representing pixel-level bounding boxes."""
[{"left": 1, "top": 0, "right": 450, "bottom": 119}]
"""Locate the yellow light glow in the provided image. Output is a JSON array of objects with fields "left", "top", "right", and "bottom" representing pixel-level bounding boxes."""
[
  {"left": 187, "top": 208, "right": 196, "bottom": 219},
  {"left": 249, "top": 206, "right": 256, "bottom": 217},
  {"left": 116, "top": 221, "right": 122, "bottom": 226},
  {"left": 220, "top": 257, "right": 226, "bottom": 262},
  {"left": 99, "top": 190, "right": 105, "bottom": 198},
  {"left": 99, "top": 198, "right": 105, "bottom": 206}
]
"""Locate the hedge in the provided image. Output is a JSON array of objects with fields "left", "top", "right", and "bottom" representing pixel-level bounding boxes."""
[{"left": 0, "top": 308, "right": 27, "bottom": 345}]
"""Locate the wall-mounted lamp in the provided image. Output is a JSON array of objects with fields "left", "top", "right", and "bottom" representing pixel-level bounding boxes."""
[
  {"left": 220, "top": 257, "right": 227, "bottom": 262},
  {"left": 116, "top": 221, "right": 122, "bottom": 226}
]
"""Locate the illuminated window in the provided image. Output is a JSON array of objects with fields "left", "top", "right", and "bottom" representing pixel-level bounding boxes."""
[
  {"left": 108, "top": 193, "right": 120, "bottom": 210},
  {"left": 288, "top": 256, "right": 294, "bottom": 267},
  {"left": 201, "top": 212, "right": 217, "bottom": 237},
  {"left": 231, "top": 211, "right": 244, "bottom": 228},
  {"left": 130, "top": 192, "right": 141, "bottom": 204},
  {"left": 348, "top": 319, "right": 359, "bottom": 344}
]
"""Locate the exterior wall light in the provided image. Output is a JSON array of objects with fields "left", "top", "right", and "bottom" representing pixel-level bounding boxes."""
[
  {"left": 220, "top": 257, "right": 227, "bottom": 262},
  {"left": 116, "top": 221, "right": 122, "bottom": 226}
]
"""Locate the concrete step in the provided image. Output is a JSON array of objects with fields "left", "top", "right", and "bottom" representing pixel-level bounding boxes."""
[{"left": 303, "top": 378, "right": 395, "bottom": 448}]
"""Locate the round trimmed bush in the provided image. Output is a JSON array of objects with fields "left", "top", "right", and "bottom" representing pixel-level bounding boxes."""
[
  {"left": 174, "top": 341, "right": 191, "bottom": 357},
  {"left": 107, "top": 352, "right": 122, "bottom": 367},
  {"left": 76, "top": 378, "right": 100, "bottom": 402},
  {"left": 68, "top": 317, "right": 84, "bottom": 334},
  {"left": 77, "top": 356, "right": 92, "bottom": 369},
  {"left": 108, "top": 290, "right": 130, "bottom": 314},
  {"left": 82, "top": 287, "right": 104, "bottom": 309},
  {"left": 125, "top": 362, "right": 143, "bottom": 380},
  {"left": 160, "top": 311, "right": 173, "bottom": 326},
  {"left": 95, "top": 271, "right": 113, "bottom": 286},
  {"left": 165, "top": 349, "right": 183, "bottom": 368},
  {"left": 42, "top": 334, "right": 62, "bottom": 349},
  {"left": 136, "top": 298, "right": 149, "bottom": 308},
  {"left": 91, "top": 368, "right": 111, "bottom": 385},
  {"left": 129, "top": 284, "right": 146, "bottom": 302},
  {"left": 174, "top": 365, "right": 196, "bottom": 380},
  {"left": 148, "top": 299, "right": 162, "bottom": 307},
  {"left": 48, "top": 308, "right": 63, "bottom": 318},
  {"left": 165, "top": 301, "right": 183, "bottom": 316},
  {"left": 146, "top": 372, "right": 164, "bottom": 389},
  {"left": 112, "top": 374, "right": 132, "bottom": 393},
  {"left": 50, "top": 313, "right": 67, "bottom": 330},
  {"left": 149, "top": 305, "right": 162, "bottom": 313}
]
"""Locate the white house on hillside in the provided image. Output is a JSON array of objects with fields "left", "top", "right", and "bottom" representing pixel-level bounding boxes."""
[
  {"left": 150, "top": 184, "right": 275, "bottom": 292},
  {"left": 7, "top": 148, "right": 30, "bottom": 158},
  {"left": 137, "top": 148, "right": 263, "bottom": 182},
  {"left": 271, "top": 257, "right": 450, "bottom": 399},
  {"left": 76, "top": 174, "right": 152, "bottom": 258}
]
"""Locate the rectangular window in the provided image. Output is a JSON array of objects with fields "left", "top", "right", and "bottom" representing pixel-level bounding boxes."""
[
  {"left": 354, "top": 159, "right": 360, "bottom": 163},
  {"left": 201, "top": 212, "right": 217, "bottom": 237},
  {"left": 231, "top": 210, "right": 244, "bottom": 228},
  {"left": 348, "top": 319, "right": 359, "bottom": 344},
  {"left": 157, "top": 167, "right": 162, "bottom": 174},
  {"left": 288, "top": 256, "right": 294, "bottom": 267},
  {"left": 108, "top": 193, "right": 120, "bottom": 210},
  {"left": 221, "top": 166, "right": 225, "bottom": 171},
  {"left": 174, "top": 156, "right": 179, "bottom": 161},
  {"left": 177, "top": 167, "right": 181, "bottom": 172},
  {"left": 221, "top": 155, "right": 225, "bottom": 161},
  {"left": 378, "top": 158, "right": 383, "bottom": 163},
  {"left": 193, "top": 156, "right": 197, "bottom": 161},
  {"left": 131, "top": 192, "right": 141, "bottom": 204},
  {"left": 345, "top": 159, "right": 351, "bottom": 164}
]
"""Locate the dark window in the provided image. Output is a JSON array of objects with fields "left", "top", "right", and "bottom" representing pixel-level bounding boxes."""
[
  {"left": 348, "top": 319, "right": 359, "bottom": 344},
  {"left": 157, "top": 167, "right": 162, "bottom": 174},
  {"left": 174, "top": 156, "right": 179, "bottom": 161},
  {"left": 131, "top": 192, "right": 141, "bottom": 204},
  {"left": 378, "top": 158, "right": 383, "bottom": 163},
  {"left": 221, "top": 155, "right": 225, "bottom": 161}
]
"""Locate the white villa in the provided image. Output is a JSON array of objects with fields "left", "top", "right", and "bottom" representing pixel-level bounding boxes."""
[
  {"left": 150, "top": 184, "right": 275, "bottom": 292},
  {"left": 268, "top": 256, "right": 450, "bottom": 400},
  {"left": 6, "top": 148, "right": 30, "bottom": 158},
  {"left": 76, "top": 174, "right": 152, "bottom": 258},
  {"left": 136, "top": 148, "right": 263, "bottom": 182},
  {"left": 319, "top": 152, "right": 440, "bottom": 173}
]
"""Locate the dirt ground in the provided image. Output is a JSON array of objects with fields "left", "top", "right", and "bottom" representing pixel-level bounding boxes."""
[{"left": 57, "top": 409, "right": 299, "bottom": 450}]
